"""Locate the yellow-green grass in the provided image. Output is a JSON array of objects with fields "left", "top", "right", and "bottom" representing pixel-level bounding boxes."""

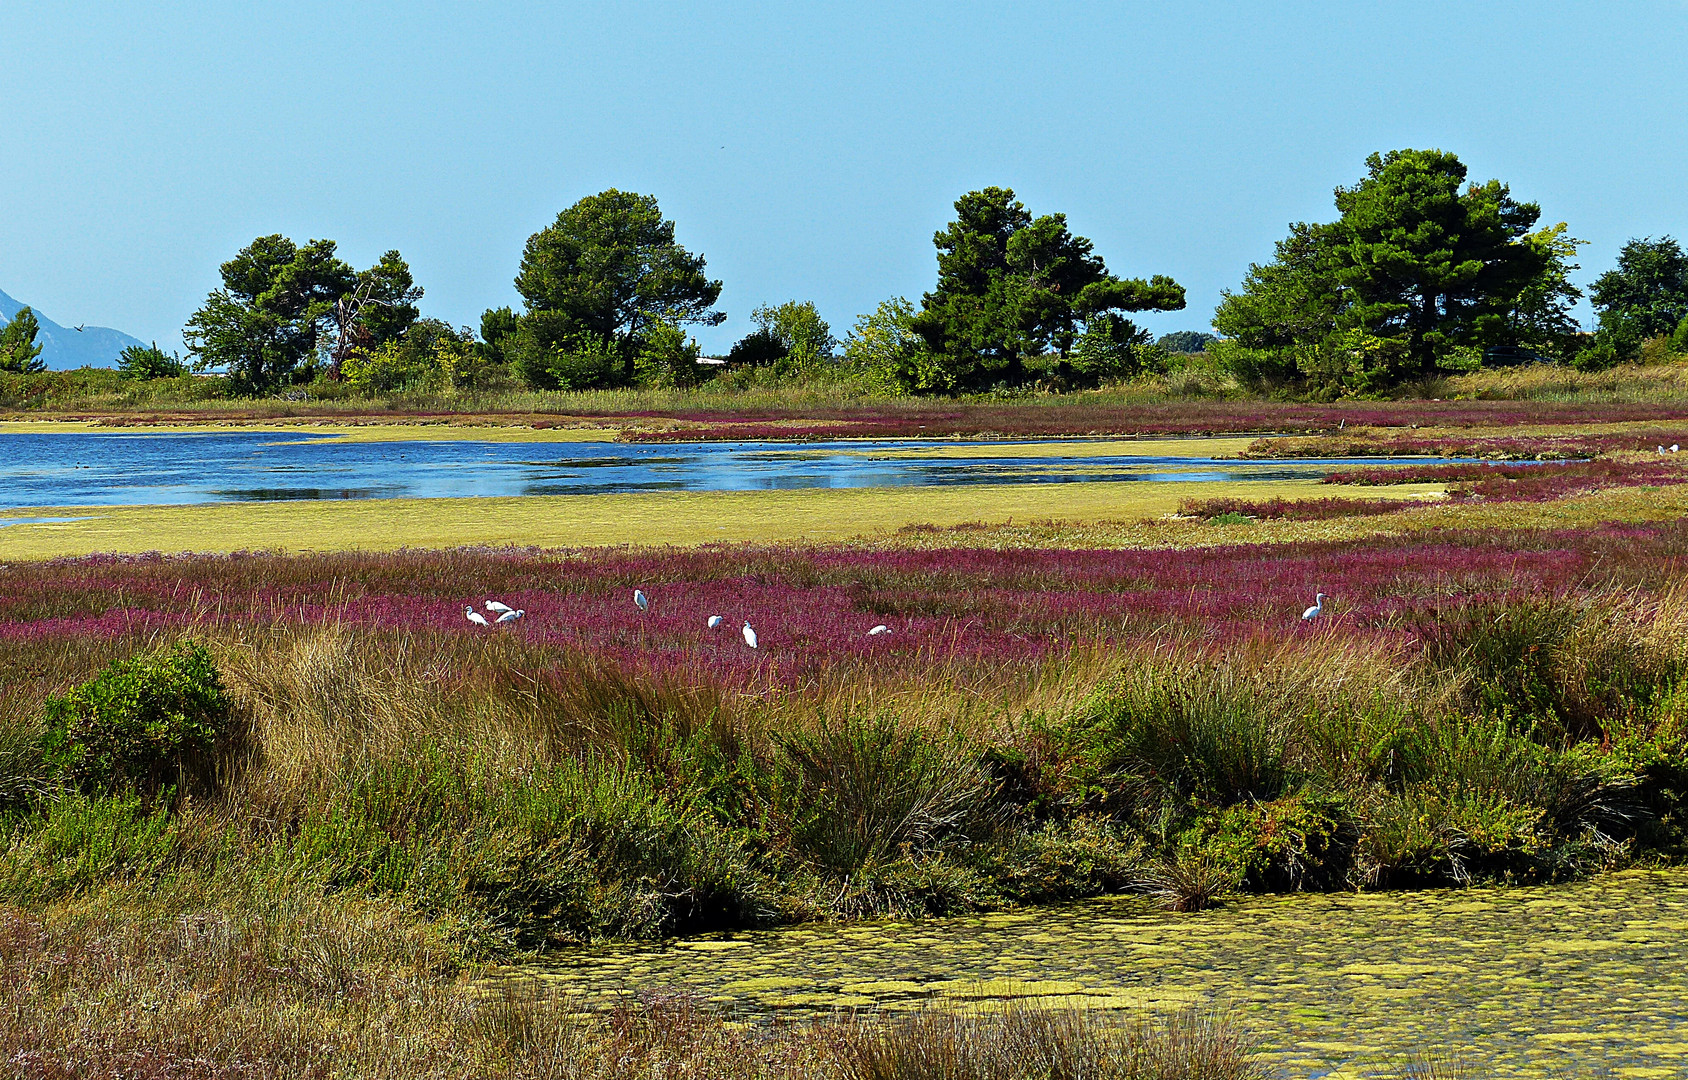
[
  {"left": 0, "top": 478, "right": 1446, "bottom": 560},
  {"left": 0, "top": 418, "right": 620, "bottom": 442},
  {"left": 820, "top": 436, "right": 1261, "bottom": 459},
  {"left": 891, "top": 482, "right": 1688, "bottom": 551}
]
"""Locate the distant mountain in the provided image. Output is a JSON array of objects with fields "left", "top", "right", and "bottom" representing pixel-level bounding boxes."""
[{"left": 0, "top": 288, "right": 147, "bottom": 370}]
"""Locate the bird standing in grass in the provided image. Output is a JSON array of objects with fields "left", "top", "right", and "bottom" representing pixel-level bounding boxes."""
[
  {"left": 496, "top": 609, "right": 524, "bottom": 623},
  {"left": 707, "top": 615, "right": 723, "bottom": 629},
  {"left": 1301, "top": 593, "right": 1326, "bottom": 621},
  {"left": 868, "top": 624, "right": 890, "bottom": 636},
  {"left": 486, "top": 600, "right": 513, "bottom": 615},
  {"left": 742, "top": 622, "right": 758, "bottom": 649},
  {"left": 465, "top": 606, "right": 490, "bottom": 627},
  {"left": 634, "top": 589, "right": 649, "bottom": 612}
]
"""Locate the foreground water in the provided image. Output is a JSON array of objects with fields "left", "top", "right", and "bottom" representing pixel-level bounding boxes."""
[
  {"left": 497, "top": 869, "right": 1688, "bottom": 1078},
  {"left": 0, "top": 430, "right": 1444, "bottom": 509}
]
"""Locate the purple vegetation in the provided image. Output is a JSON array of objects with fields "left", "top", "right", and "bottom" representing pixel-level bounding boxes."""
[{"left": 7, "top": 521, "right": 1685, "bottom": 687}]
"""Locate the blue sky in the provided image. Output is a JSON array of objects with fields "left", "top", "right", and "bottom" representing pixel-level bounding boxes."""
[{"left": 3, "top": 1, "right": 1686, "bottom": 355}]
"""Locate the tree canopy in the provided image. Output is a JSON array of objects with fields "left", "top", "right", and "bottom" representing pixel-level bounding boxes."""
[
  {"left": 906, "top": 187, "right": 1184, "bottom": 392},
  {"left": 1213, "top": 149, "right": 1577, "bottom": 394},
  {"left": 510, "top": 190, "right": 723, "bottom": 388},
  {"left": 1588, "top": 237, "right": 1688, "bottom": 355},
  {"left": 183, "top": 237, "right": 420, "bottom": 393},
  {"left": 0, "top": 306, "right": 45, "bottom": 374},
  {"left": 728, "top": 301, "right": 834, "bottom": 368}
]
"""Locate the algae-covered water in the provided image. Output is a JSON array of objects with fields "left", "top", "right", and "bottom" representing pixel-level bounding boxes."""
[{"left": 497, "top": 869, "right": 1688, "bottom": 1078}]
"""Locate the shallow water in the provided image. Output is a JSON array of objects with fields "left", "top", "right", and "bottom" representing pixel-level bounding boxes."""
[
  {"left": 496, "top": 869, "right": 1688, "bottom": 1078},
  {"left": 0, "top": 431, "right": 1448, "bottom": 508}
]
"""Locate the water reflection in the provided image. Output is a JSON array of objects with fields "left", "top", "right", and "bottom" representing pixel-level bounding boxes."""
[{"left": 0, "top": 430, "right": 1459, "bottom": 509}]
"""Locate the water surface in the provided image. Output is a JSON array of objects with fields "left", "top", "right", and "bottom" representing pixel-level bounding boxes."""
[
  {"left": 0, "top": 431, "right": 1452, "bottom": 508},
  {"left": 498, "top": 870, "right": 1688, "bottom": 1078}
]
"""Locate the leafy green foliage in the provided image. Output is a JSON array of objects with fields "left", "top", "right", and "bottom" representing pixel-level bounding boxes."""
[
  {"left": 906, "top": 187, "right": 1184, "bottom": 393},
  {"left": 1590, "top": 236, "right": 1688, "bottom": 342},
  {"left": 843, "top": 296, "right": 927, "bottom": 392},
  {"left": 1214, "top": 149, "right": 1576, "bottom": 394},
  {"left": 183, "top": 235, "right": 357, "bottom": 394},
  {"left": 633, "top": 321, "right": 707, "bottom": 388},
  {"left": 41, "top": 640, "right": 236, "bottom": 797},
  {"left": 116, "top": 342, "right": 187, "bottom": 380},
  {"left": 1157, "top": 330, "right": 1217, "bottom": 353},
  {"left": 0, "top": 306, "right": 46, "bottom": 374},
  {"left": 510, "top": 189, "right": 723, "bottom": 389},
  {"left": 1068, "top": 313, "right": 1157, "bottom": 384}
]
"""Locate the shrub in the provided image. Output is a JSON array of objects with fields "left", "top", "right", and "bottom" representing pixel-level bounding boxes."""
[
  {"left": 1079, "top": 667, "right": 1292, "bottom": 807},
  {"left": 777, "top": 714, "right": 988, "bottom": 872},
  {"left": 41, "top": 640, "right": 237, "bottom": 797},
  {"left": 116, "top": 342, "right": 187, "bottom": 380}
]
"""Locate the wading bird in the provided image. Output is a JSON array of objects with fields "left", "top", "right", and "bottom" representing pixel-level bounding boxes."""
[
  {"left": 1674, "top": 445, "right": 1681, "bottom": 454},
  {"left": 868, "top": 625, "right": 890, "bottom": 636},
  {"left": 742, "top": 622, "right": 758, "bottom": 649},
  {"left": 1301, "top": 593, "right": 1326, "bottom": 622},
  {"left": 496, "top": 609, "right": 524, "bottom": 623},
  {"left": 634, "top": 589, "right": 649, "bottom": 612},
  {"left": 707, "top": 615, "right": 723, "bottom": 629},
  {"left": 486, "top": 600, "right": 513, "bottom": 614},
  {"left": 465, "top": 606, "right": 490, "bottom": 627}
]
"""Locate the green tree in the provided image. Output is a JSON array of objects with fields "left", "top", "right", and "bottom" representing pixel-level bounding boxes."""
[
  {"left": 1212, "top": 222, "right": 1348, "bottom": 385},
  {"left": 0, "top": 306, "right": 45, "bottom": 374},
  {"left": 477, "top": 306, "right": 521, "bottom": 367},
  {"left": 1587, "top": 237, "right": 1688, "bottom": 361},
  {"left": 1213, "top": 149, "right": 1567, "bottom": 392},
  {"left": 843, "top": 297, "right": 926, "bottom": 392},
  {"left": 327, "top": 251, "right": 423, "bottom": 374},
  {"left": 728, "top": 300, "right": 835, "bottom": 370},
  {"left": 908, "top": 187, "right": 1185, "bottom": 392},
  {"left": 1332, "top": 149, "right": 1548, "bottom": 373},
  {"left": 1069, "top": 313, "right": 1154, "bottom": 383},
  {"left": 633, "top": 320, "right": 706, "bottom": 388},
  {"left": 512, "top": 190, "right": 723, "bottom": 388},
  {"left": 1157, "top": 330, "right": 1217, "bottom": 353},
  {"left": 117, "top": 342, "right": 187, "bottom": 380},
  {"left": 183, "top": 235, "right": 356, "bottom": 393}
]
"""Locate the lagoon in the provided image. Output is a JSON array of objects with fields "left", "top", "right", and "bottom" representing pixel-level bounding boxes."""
[{"left": 0, "top": 430, "right": 1445, "bottom": 509}]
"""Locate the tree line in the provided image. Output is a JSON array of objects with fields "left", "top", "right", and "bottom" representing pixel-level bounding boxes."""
[{"left": 7, "top": 147, "right": 1686, "bottom": 397}]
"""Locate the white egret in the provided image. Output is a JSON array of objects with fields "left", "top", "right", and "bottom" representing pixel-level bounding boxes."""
[
  {"left": 465, "top": 606, "right": 490, "bottom": 627},
  {"left": 1301, "top": 593, "right": 1326, "bottom": 622},
  {"left": 486, "top": 600, "right": 513, "bottom": 614},
  {"left": 868, "top": 625, "right": 890, "bottom": 636},
  {"left": 496, "top": 609, "right": 525, "bottom": 623},
  {"left": 1674, "top": 445, "right": 1681, "bottom": 454},
  {"left": 742, "top": 622, "right": 758, "bottom": 649},
  {"left": 1660, "top": 446, "right": 1668, "bottom": 455},
  {"left": 707, "top": 615, "right": 723, "bottom": 629},
  {"left": 634, "top": 589, "right": 649, "bottom": 612}
]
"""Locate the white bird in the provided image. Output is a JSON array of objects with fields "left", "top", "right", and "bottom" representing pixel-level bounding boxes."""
[
  {"left": 707, "top": 615, "right": 723, "bottom": 629},
  {"left": 1301, "top": 593, "right": 1326, "bottom": 622},
  {"left": 485, "top": 600, "right": 513, "bottom": 614},
  {"left": 1660, "top": 446, "right": 1668, "bottom": 455},
  {"left": 634, "top": 589, "right": 649, "bottom": 612},
  {"left": 495, "top": 609, "right": 524, "bottom": 623},
  {"left": 1674, "top": 445, "right": 1681, "bottom": 454},
  {"left": 868, "top": 624, "right": 890, "bottom": 636},
  {"left": 465, "top": 606, "right": 490, "bottom": 627},
  {"left": 742, "top": 622, "right": 758, "bottom": 649}
]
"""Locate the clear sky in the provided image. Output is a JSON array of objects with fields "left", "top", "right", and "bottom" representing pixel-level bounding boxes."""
[{"left": 4, "top": 1, "right": 1686, "bottom": 355}]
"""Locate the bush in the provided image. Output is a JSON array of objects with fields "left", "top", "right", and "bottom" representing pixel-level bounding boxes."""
[
  {"left": 1671, "top": 315, "right": 1688, "bottom": 356},
  {"left": 41, "top": 640, "right": 238, "bottom": 797},
  {"left": 777, "top": 714, "right": 988, "bottom": 872},
  {"left": 116, "top": 342, "right": 187, "bottom": 380}
]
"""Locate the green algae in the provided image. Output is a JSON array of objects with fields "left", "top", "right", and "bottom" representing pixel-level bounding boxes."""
[{"left": 492, "top": 868, "right": 1688, "bottom": 1077}]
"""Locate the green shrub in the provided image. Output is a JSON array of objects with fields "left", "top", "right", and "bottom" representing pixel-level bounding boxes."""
[
  {"left": 777, "top": 714, "right": 988, "bottom": 872},
  {"left": 41, "top": 640, "right": 237, "bottom": 797},
  {"left": 1079, "top": 667, "right": 1292, "bottom": 807}
]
